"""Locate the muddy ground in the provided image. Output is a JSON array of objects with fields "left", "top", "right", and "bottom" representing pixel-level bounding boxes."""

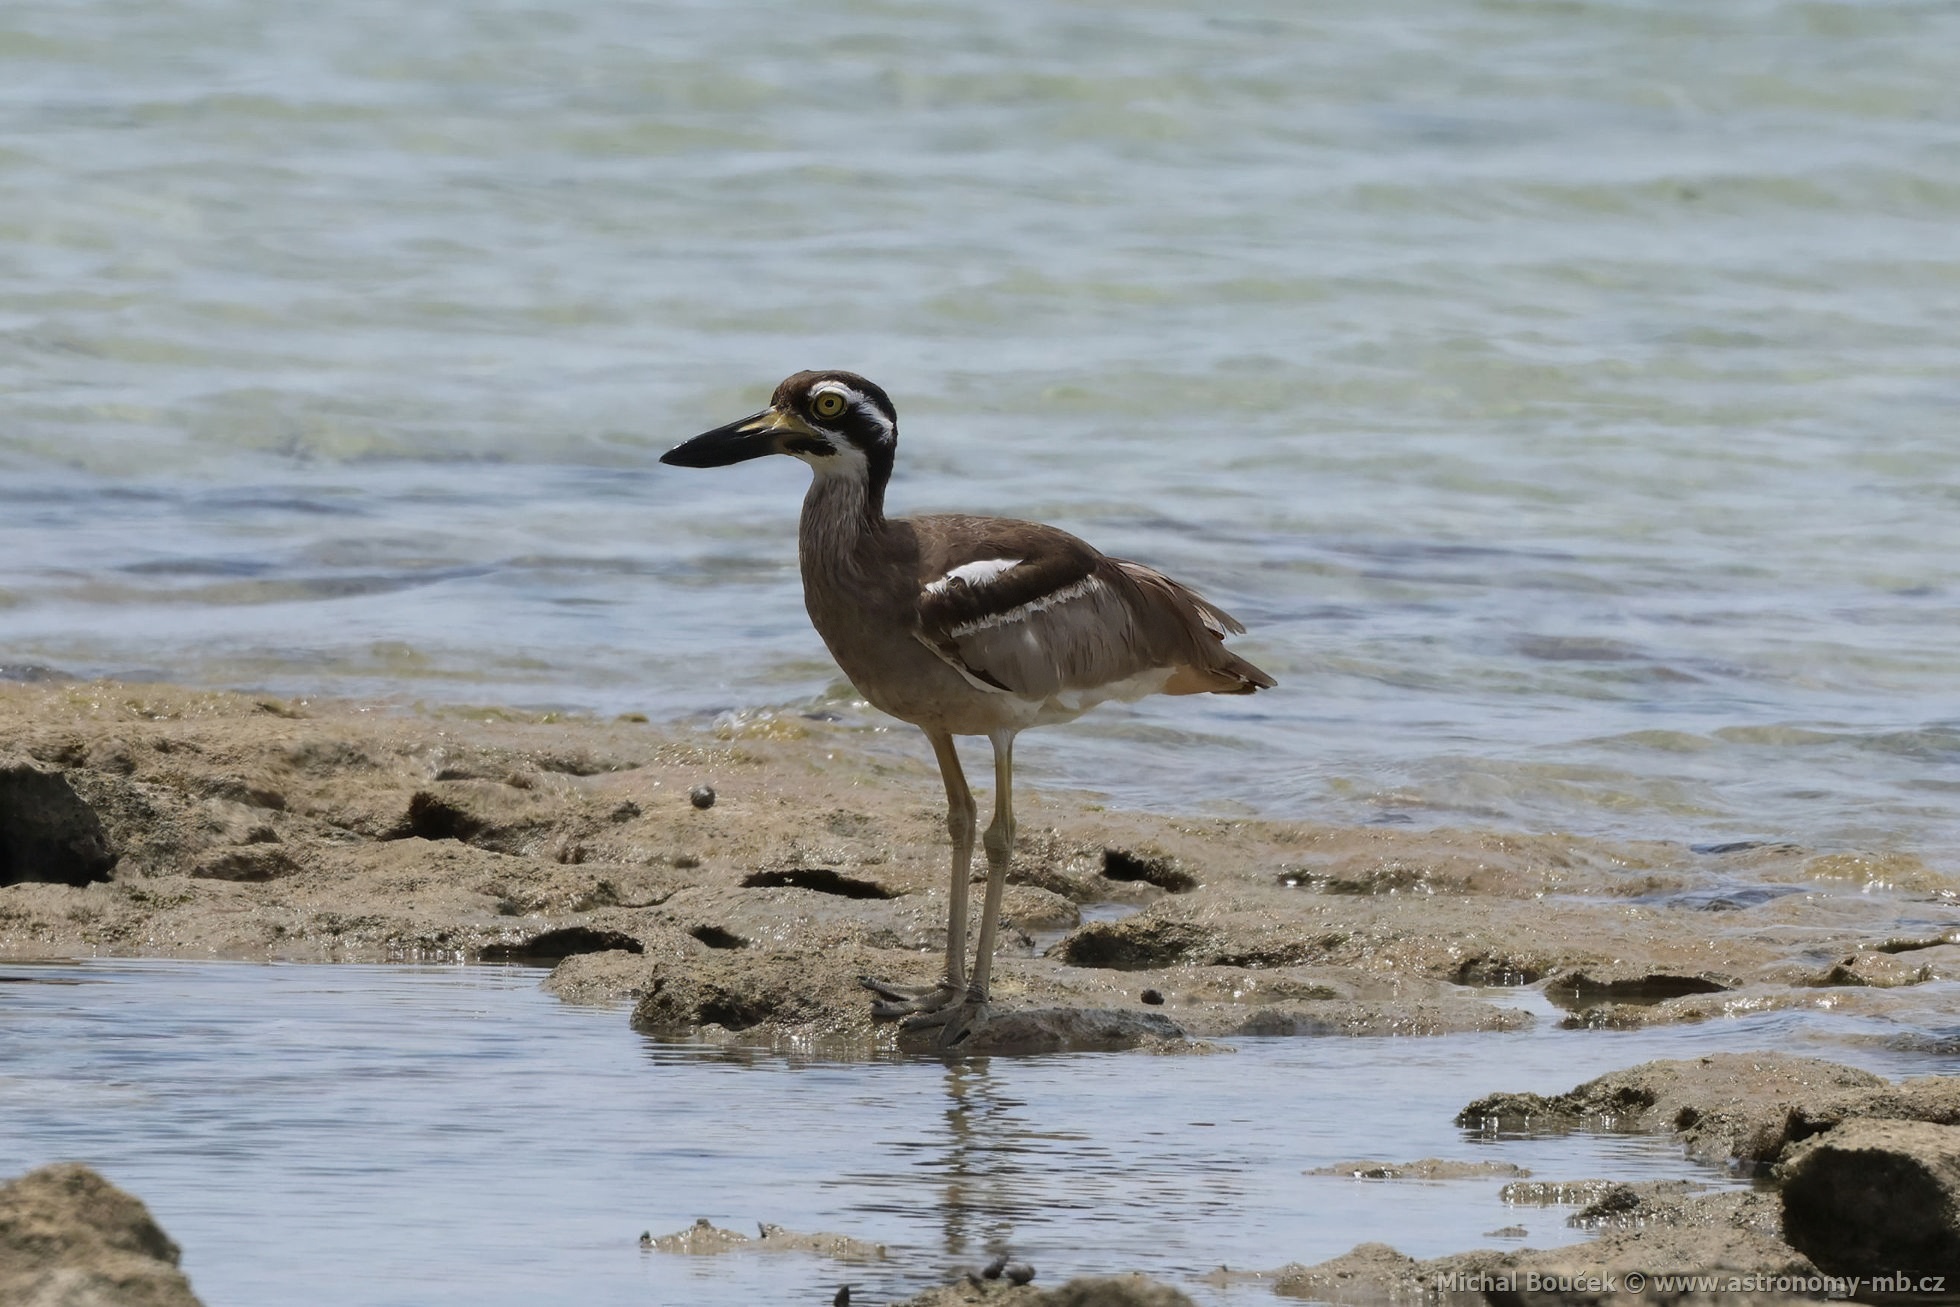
[
  {"left": 4, "top": 680, "right": 1958, "bottom": 1301},
  {"left": 2, "top": 681, "right": 1955, "bottom": 1049}
]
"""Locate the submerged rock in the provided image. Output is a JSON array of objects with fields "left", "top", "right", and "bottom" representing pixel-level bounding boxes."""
[
  {"left": 1778, "top": 1120, "right": 1960, "bottom": 1280},
  {"left": 903, "top": 1006, "right": 1186, "bottom": 1056},
  {"left": 1235, "top": 999, "right": 1531, "bottom": 1038},
  {"left": 0, "top": 1162, "right": 204, "bottom": 1306},
  {"left": 644, "top": 1217, "right": 887, "bottom": 1262},
  {"left": 1308, "top": 1158, "right": 1530, "bottom": 1180},
  {"left": 895, "top": 1273, "right": 1195, "bottom": 1306},
  {"left": 1456, "top": 1053, "right": 1890, "bottom": 1165}
]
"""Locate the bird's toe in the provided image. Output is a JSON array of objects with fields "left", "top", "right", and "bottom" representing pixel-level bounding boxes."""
[
  {"left": 929, "top": 999, "right": 992, "bottom": 1049},
  {"left": 864, "top": 977, "right": 962, "bottom": 1020}
]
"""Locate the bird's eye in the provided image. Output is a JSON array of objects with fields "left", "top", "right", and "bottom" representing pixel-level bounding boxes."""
[{"left": 812, "top": 391, "right": 847, "bottom": 419}]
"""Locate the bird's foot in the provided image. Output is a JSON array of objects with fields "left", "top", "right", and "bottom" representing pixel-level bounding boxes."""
[
  {"left": 898, "top": 993, "right": 992, "bottom": 1050},
  {"left": 859, "top": 975, "right": 962, "bottom": 1021}
]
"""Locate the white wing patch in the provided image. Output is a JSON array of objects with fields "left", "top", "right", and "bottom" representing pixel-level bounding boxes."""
[
  {"left": 947, "top": 574, "right": 1106, "bottom": 639},
  {"left": 924, "top": 557, "right": 1022, "bottom": 596}
]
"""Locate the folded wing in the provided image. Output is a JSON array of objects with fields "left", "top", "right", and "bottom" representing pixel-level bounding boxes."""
[{"left": 912, "top": 518, "right": 1274, "bottom": 702}]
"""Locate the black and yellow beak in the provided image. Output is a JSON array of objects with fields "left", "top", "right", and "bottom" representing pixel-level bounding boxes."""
[{"left": 660, "top": 407, "right": 802, "bottom": 468}]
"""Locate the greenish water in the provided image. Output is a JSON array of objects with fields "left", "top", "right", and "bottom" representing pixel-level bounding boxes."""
[
  {"left": 3, "top": 0, "right": 1958, "bottom": 858},
  {"left": 1, "top": 962, "right": 1951, "bottom": 1307}
]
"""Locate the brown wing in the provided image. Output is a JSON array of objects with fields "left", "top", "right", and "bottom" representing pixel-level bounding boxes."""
[{"left": 910, "top": 516, "right": 1275, "bottom": 699}]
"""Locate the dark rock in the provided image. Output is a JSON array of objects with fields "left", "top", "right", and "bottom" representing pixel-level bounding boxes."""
[
  {"left": 0, "top": 757, "right": 119, "bottom": 886},
  {"left": 1101, "top": 848, "right": 1197, "bottom": 893},
  {"left": 480, "top": 926, "right": 645, "bottom": 962},
  {"left": 740, "top": 868, "right": 896, "bottom": 900},
  {"left": 690, "top": 785, "right": 716, "bottom": 809},
  {"left": 1139, "top": 988, "right": 1164, "bottom": 1005},
  {"left": 0, "top": 1162, "right": 204, "bottom": 1306},
  {"left": 1054, "top": 916, "right": 1219, "bottom": 970},
  {"left": 1055, "top": 906, "right": 1343, "bottom": 972},
  {"left": 395, "top": 790, "right": 486, "bottom": 842},
  {"left": 1542, "top": 967, "right": 1733, "bottom": 1008},
  {"left": 1778, "top": 1119, "right": 1960, "bottom": 1280}
]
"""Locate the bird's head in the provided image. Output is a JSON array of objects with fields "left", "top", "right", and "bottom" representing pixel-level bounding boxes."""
[{"left": 661, "top": 371, "right": 897, "bottom": 477}]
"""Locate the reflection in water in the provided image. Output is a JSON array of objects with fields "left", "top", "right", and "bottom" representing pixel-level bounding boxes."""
[
  {"left": 931, "top": 1059, "right": 1030, "bottom": 1261},
  {"left": 3, "top": 963, "right": 1956, "bottom": 1306}
]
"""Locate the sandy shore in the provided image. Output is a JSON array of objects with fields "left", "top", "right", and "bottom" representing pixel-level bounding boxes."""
[{"left": 2, "top": 680, "right": 1956, "bottom": 1050}]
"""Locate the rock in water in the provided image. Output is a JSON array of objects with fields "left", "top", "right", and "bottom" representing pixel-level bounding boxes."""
[
  {"left": 0, "top": 1162, "right": 204, "bottom": 1305},
  {"left": 1779, "top": 1119, "right": 1960, "bottom": 1279}
]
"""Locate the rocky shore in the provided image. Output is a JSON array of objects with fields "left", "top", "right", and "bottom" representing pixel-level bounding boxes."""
[{"left": 3, "top": 680, "right": 1957, "bottom": 1301}]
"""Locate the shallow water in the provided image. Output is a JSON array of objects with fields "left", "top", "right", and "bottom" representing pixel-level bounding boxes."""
[
  {"left": 4, "top": 0, "right": 1960, "bottom": 858},
  {"left": 0, "top": 961, "right": 1952, "bottom": 1306}
]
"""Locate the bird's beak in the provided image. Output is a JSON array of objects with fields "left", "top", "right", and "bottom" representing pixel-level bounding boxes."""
[{"left": 660, "top": 407, "right": 799, "bottom": 468}]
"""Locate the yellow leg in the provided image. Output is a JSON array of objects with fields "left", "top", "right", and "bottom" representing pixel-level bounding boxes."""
[
  {"left": 863, "top": 728, "right": 972, "bottom": 1019},
  {"left": 967, "top": 730, "right": 1016, "bottom": 1004},
  {"left": 930, "top": 729, "right": 977, "bottom": 995}
]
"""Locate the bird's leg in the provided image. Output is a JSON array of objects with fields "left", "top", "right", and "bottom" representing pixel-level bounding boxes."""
[
  {"left": 923, "top": 730, "right": 1015, "bottom": 1049},
  {"left": 862, "top": 729, "right": 972, "bottom": 1020}
]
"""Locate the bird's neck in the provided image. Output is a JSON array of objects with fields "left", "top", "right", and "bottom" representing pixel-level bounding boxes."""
[{"left": 799, "top": 453, "right": 889, "bottom": 560}]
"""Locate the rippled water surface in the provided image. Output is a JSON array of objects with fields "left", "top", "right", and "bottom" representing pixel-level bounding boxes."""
[
  {"left": 0, "top": 962, "right": 1951, "bottom": 1306},
  {"left": 4, "top": 0, "right": 1959, "bottom": 856}
]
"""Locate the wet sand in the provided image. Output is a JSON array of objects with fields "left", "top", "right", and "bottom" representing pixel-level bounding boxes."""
[
  {"left": 3, "top": 681, "right": 1954, "bottom": 1043},
  {"left": 4, "top": 680, "right": 1957, "bottom": 1300}
]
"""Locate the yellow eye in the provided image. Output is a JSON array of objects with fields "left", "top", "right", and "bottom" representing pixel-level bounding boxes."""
[{"left": 812, "top": 391, "right": 847, "bottom": 419}]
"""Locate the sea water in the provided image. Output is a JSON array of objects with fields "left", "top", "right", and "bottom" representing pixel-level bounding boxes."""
[{"left": 2, "top": 0, "right": 1957, "bottom": 851}]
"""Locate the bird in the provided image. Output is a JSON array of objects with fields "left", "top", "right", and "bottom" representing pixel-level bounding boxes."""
[{"left": 661, "top": 371, "right": 1275, "bottom": 1048}]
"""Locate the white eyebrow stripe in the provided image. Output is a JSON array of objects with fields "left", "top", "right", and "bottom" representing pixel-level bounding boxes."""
[
  {"left": 947, "top": 574, "right": 1104, "bottom": 638},
  {"left": 924, "top": 558, "right": 1022, "bottom": 595},
  {"left": 856, "top": 398, "right": 894, "bottom": 443}
]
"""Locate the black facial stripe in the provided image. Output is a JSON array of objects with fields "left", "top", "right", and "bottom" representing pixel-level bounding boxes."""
[{"left": 785, "top": 436, "right": 833, "bottom": 457}]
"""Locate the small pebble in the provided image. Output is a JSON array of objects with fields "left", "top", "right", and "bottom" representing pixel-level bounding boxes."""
[
  {"left": 689, "top": 784, "right": 716, "bottom": 810},
  {"left": 981, "top": 1253, "right": 1008, "bottom": 1280},
  {"left": 1004, "top": 1261, "right": 1035, "bottom": 1286},
  {"left": 1140, "top": 988, "right": 1164, "bottom": 1005}
]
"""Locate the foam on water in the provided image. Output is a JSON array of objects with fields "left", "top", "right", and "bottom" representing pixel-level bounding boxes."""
[{"left": 3, "top": 0, "right": 1958, "bottom": 856}]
